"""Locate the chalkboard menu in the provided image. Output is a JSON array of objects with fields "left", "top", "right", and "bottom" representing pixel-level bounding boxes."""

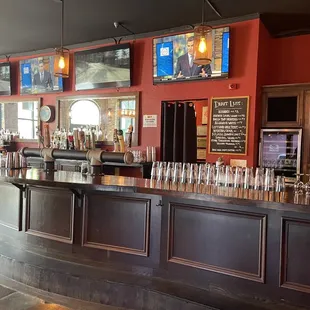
[{"left": 209, "top": 97, "right": 249, "bottom": 155}]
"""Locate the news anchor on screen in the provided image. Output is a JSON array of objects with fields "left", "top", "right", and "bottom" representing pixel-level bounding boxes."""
[
  {"left": 33, "top": 61, "right": 53, "bottom": 90},
  {"left": 175, "top": 36, "right": 212, "bottom": 78}
]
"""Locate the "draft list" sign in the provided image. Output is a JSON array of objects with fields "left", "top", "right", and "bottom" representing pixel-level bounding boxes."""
[{"left": 209, "top": 97, "right": 249, "bottom": 155}]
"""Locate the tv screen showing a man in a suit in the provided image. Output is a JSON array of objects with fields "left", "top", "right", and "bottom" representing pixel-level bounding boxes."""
[
  {"left": 153, "top": 27, "right": 230, "bottom": 84},
  {"left": 20, "top": 56, "right": 63, "bottom": 95}
]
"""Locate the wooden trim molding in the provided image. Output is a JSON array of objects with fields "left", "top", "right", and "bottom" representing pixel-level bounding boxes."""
[
  {"left": 56, "top": 92, "right": 140, "bottom": 146},
  {"left": 167, "top": 203, "right": 266, "bottom": 283},
  {"left": 25, "top": 187, "right": 75, "bottom": 244},
  {"left": 261, "top": 87, "right": 304, "bottom": 127},
  {"left": 82, "top": 195, "right": 150, "bottom": 257},
  {"left": 263, "top": 83, "right": 310, "bottom": 91},
  {"left": 280, "top": 217, "right": 310, "bottom": 293}
]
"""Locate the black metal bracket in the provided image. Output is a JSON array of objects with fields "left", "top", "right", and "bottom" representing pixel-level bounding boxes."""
[{"left": 112, "top": 37, "right": 121, "bottom": 45}]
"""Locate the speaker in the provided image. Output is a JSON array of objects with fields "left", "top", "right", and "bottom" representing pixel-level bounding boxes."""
[
  {"left": 160, "top": 101, "right": 175, "bottom": 162},
  {"left": 183, "top": 102, "right": 197, "bottom": 163},
  {"left": 173, "top": 102, "right": 184, "bottom": 162},
  {"left": 161, "top": 101, "right": 197, "bottom": 163}
]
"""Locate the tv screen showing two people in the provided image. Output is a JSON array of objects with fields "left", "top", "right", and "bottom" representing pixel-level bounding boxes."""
[{"left": 20, "top": 56, "right": 63, "bottom": 94}]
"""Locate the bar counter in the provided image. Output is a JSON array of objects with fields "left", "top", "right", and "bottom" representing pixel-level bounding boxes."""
[{"left": 0, "top": 168, "right": 309, "bottom": 309}]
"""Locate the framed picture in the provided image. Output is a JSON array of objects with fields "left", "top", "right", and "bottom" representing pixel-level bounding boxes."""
[
  {"left": 197, "top": 137, "right": 207, "bottom": 148},
  {"left": 197, "top": 149, "right": 206, "bottom": 160},
  {"left": 202, "top": 106, "right": 208, "bottom": 125},
  {"left": 197, "top": 125, "right": 207, "bottom": 136}
]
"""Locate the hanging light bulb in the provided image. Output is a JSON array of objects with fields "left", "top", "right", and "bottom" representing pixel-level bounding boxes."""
[
  {"left": 54, "top": 0, "right": 70, "bottom": 78},
  {"left": 193, "top": 0, "right": 213, "bottom": 66},
  {"left": 198, "top": 37, "right": 207, "bottom": 53},
  {"left": 58, "top": 55, "right": 65, "bottom": 69}
]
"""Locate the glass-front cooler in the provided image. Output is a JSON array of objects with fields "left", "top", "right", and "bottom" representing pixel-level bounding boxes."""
[{"left": 259, "top": 129, "right": 302, "bottom": 183}]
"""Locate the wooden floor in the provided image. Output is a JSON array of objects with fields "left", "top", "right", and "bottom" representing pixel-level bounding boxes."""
[{"left": 0, "top": 275, "right": 131, "bottom": 310}]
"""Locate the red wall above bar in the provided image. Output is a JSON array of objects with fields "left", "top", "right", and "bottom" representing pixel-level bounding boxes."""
[
  {"left": 265, "top": 33, "right": 310, "bottom": 85},
  {"left": 3, "top": 19, "right": 261, "bottom": 166}
]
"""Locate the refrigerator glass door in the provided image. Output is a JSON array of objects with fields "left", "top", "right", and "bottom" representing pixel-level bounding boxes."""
[{"left": 260, "top": 129, "right": 302, "bottom": 183}]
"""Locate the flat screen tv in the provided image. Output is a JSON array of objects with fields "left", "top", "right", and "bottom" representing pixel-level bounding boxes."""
[
  {"left": 153, "top": 27, "right": 230, "bottom": 84},
  {"left": 0, "top": 62, "right": 11, "bottom": 96},
  {"left": 20, "top": 56, "right": 63, "bottom": 95},
  {"left": 75, "top": 43, "right": 131, "bottom": 91}
]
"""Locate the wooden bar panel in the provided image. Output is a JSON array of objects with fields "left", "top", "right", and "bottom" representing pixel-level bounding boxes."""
[
  {"left": 82, "top": 194, "right": 150, "bottom": 256},
  {"left": 168, "top": 203, "right": 266, "bottom": 282},
  {"left": 0, "top": 182, "right": 22, "bottom": 231},
  {"left": 280, "top": 217, "right": 310, "bottom": 293},
  {"left": 25, "top": 186, "right": 74, "bottom": 243}
]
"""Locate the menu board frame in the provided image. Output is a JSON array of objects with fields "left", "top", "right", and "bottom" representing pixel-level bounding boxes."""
[{"left": 208, "top": 96, "right": 249, "bottom": 155}]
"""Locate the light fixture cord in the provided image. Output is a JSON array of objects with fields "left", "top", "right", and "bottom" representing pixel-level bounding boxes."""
[
  {"left": 201, "top": 0, "right": 205, "bottom": 25},
  {"left": 61, "top": 0, "right": 64, "bottom": 48}
]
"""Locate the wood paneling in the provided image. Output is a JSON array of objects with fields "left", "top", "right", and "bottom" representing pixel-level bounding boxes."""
[
  {"left": 168, "top": 203, "right": 266, "bottom": 282},
  {"left": 261, "top": 86, "right": 304, "bottom": 128},
  {"left": 25, "top": 187, "right": 74, "bottom": 243},
  {"left": 0, "top": 182, "right": 22, "bottom": 231},
  {"left": 82, "top": 194, "right": 150, "bottom": 256},
  {"left": 280, "top": 217, "right": 310, "bottom": 293},
  {"left": 303, "top": 91, "right": 310, "bottom": 176}
]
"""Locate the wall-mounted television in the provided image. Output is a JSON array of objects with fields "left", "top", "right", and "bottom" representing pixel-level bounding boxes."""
[
  {"left": 75, "top": 43, "right": 131, "bottom": 91},
  {"left": 0, "top": 63, "right": 11, "bottom": 96},
  {"left": 153, "top": 27, "right": 230, "bottom": 84},
  {"left": 20, "top": 56, "right": 63, "bottom": 95}
]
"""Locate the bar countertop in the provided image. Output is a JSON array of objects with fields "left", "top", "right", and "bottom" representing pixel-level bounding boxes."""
[
  {"left": 0, "top": 167, "right": 310, "bottom": 310},
  {"left": 0, "top": 168, "right": 309, "bottom": 212}
]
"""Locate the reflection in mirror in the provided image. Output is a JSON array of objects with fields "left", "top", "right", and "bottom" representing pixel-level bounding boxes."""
[
  {"left": 0, "top": 100, "right": 40, "bottom": 140},
  {"left": 58, "top": 93, "right": 139, "bottom": 146},
  {"left": 70, "top": 100, "right": 100, "bottom": 129}
]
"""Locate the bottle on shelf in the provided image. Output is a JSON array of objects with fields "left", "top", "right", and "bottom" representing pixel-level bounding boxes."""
[
  {"left": 113, "top": 129, "right": 120, "bottom": 152},
  {"left": 67, "top": 130, "right": 74, "bottom": 150},
  {"left": 79, "top": 127, "right": 85, "bottom": 151}
]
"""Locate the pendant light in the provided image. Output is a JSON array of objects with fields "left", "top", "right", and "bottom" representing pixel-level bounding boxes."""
[
  {"left": 193, "top": 0, "right": 213, "bottom": 65},
  {"left": 54, "top": 0, "right": 70, "bottom": 78}
]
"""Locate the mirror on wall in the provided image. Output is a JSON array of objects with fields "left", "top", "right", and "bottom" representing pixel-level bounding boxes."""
[
  {"left": 57, "top": 92, "right": 139, "bottom": 146},
  {"left": 0, "top": 99, "right": 41, "bottom": 140}
]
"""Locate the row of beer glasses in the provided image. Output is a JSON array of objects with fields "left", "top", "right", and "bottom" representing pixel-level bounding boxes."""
[
  {"left": 151, "top": 162, "right": 286, "bottom": 193},
  {"left": 293, "top": 174, "right": 310, "bottom": 195}
]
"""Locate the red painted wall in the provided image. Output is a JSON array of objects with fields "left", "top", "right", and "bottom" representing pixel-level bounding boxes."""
[
  {"left": 264, "top": 33, "right": 310, "bottom": 85},
  {"left": 1, "top": 18, "right": 261, "bottom": 166}
]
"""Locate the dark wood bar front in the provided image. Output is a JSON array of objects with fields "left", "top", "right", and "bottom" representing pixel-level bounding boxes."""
[{"left": 0, "top": 169, "right": 309, "bottom": 309}]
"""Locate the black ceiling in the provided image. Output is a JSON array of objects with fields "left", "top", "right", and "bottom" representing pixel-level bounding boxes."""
[{"left": 1, "top": 0, "right": 310, "bottom": 56}]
